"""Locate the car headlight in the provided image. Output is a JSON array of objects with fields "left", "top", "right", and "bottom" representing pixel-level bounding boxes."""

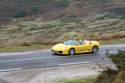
[{"left": 63, "top": 47, "right": 68, "bottom": 49}]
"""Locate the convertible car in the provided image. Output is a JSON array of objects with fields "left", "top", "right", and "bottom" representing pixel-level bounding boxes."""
[{"left": 52, "top": 40, "right": 100, "bottom": 55}]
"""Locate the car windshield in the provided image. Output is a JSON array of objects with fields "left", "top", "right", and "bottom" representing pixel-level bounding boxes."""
[{"left": 64, "top": 40, "right": 77, "bottom": 45}]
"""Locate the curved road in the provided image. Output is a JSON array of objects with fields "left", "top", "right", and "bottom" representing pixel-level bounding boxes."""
[{"left": 0, "top": 45, "right": 125, "bottom": 72}]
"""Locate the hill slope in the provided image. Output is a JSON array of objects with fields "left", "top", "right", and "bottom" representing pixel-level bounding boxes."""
[
  {"left": 1, "top": 0, "right": 125, "bottom": 21},
  {"left": 0, "top": 0, "right": 125, "bottom": 47}
]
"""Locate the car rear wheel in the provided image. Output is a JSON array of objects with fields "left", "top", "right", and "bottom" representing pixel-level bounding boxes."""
[
  {"left": 69, "top": 48, "right": 75, "bottom": 56},
  {"left": 92, "top": 46, "right": 98, "bottom": 54}
]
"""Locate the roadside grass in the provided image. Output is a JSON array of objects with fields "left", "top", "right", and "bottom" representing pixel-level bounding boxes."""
[
  {"left": 0, "top": 45, "right": 52, "bottom": 52},
  {"left": 99, "top": 38, "right": 125, "bottom": 45},
  {"left": 63, "top": 76, "right": 96, "bottom": 83}
]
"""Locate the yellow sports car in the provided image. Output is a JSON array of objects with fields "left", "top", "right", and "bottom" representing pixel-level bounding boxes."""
[{"left": 52, "top": 40, "right": 100, "bottom": 55}]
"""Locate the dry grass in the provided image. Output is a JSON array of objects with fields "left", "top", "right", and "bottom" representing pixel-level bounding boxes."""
[
  {"left": 62, "top": 76, "right": 96, "bottom": 83},
  {"left": 0, "top": 13, "right": 125, "bottom": 47}
]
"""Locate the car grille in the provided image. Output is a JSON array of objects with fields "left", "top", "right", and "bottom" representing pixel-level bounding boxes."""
[
  {"left": 52, "top": 49, "right": 63, "bottom": 53},
  {"left": 57, "top": 51, "right": 63, "bottom": 53}
]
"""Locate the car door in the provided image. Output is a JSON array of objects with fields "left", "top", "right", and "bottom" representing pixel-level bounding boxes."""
[{"left": 75, "top": 41, "right": 90, "bottom": 53}]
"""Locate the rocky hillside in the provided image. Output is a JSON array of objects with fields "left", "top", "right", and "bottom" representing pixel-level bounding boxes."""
[{"left": 1, "top": 0, "right": 125, "bottom": 21}]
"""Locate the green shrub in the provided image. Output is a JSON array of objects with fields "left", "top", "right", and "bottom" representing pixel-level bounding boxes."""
[
  {"left": 109, "top": 50, "right": 125, "bottom": 70},
  {"left": 30, "top": 24, "right": 56, "bottom": 31},
  {"left": 119, "top": 16, "right": 125, "bottom": 20},
  {"left": 71, "top": 19, "right": 82, "bottom": 24},
  {"left": 39, "top": 24, "right": 56, "bottom": 29},
  {"left": 54, "top": 0, "right": 70, "bottom": 8},
  {"left": 32, "top": 7, "right": 39, "bottom": 13},
  {"left": 37, "top": 0, "right": 52, "bottom": 4},
  {"left": 60, "top": 19, "right": 71, "bottom": 23},
  {"left": 17, "top": 0, "right": 52, "bottom": 4},
  {"left": 94, "top": 50, "right": 125, "bottom": 83},
  {"left": 30, "top": 27, "right": 39, "bottom": 30},
  {"left": 13, "top": 11, "right": 27, "bottom": 18}
]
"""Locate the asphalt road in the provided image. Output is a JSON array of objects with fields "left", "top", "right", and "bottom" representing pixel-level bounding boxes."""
[
  {"left": 0, "top": 45, "right": 125, "bottom": 72},
  {"left": 0, "top": 78, "right": 9, "bottom": 83}
]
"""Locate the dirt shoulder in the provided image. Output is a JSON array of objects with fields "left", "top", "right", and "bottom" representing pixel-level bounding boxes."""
[{"left": 0, "top": 62, "right": 117, "bottom": 83}]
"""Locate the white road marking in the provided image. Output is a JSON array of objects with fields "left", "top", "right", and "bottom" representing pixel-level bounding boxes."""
[
  {"left": 0, "top": 52, "right": 33, "bottom": 56},
  {"left": 59, "top": 61, "right": 91, "bottom": 66},
  {"left": 0, "top": 56, "right": 66, "bottom": 63},
  {"left": 0, "top": 68, "right": 23, "bottom": 72}
]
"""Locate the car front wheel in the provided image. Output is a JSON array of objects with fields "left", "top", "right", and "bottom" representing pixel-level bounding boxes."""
[{"left": 69, "top": 48, "right": 75, "bottom": 56}]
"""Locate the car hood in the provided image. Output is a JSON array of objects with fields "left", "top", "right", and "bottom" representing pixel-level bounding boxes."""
[{"left": 52, "top": 44, "right": 70, "bottom": 50}]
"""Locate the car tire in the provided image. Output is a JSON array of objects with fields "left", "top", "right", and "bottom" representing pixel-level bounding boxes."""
[
  {"left": 92, "top": 46, "right": 98, "bottom": 54},
  {"left": 69, "top": 48, "right": 75, "bottom": 56}
]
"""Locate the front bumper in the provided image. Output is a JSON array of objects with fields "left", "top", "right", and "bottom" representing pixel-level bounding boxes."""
[{"left": 52, "top": 49, "right": 68, "bottom": 54}]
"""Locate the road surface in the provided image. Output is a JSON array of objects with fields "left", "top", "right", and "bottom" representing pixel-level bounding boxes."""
[{"left": 0, "top": 45, "right": 125, "bottom": 72}]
